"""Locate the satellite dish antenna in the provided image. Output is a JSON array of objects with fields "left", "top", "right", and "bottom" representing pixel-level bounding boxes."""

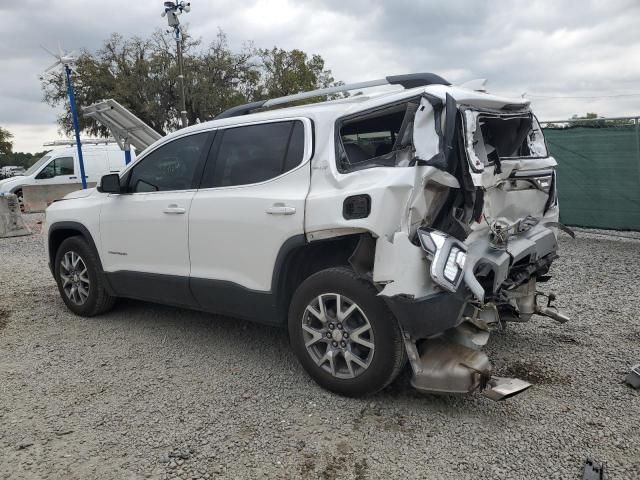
[{"left": 41, "top": 42, "right": 88, "bottom": 189}]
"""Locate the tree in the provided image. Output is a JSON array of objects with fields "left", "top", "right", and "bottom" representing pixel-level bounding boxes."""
[
  {"left": 0, "top": 127, "right": 13, "bottom": 156},
  {"left": 568, "top": 112, "right": 632, "bottom": 128},
  {"left": 0, "top": 151, "right": 49, "bottom": 170},
  {"left": 257, "top": 47, "right": 337, "bottom": 99},
  {"left": 41, "top": 30, "right": 341, "bottom": 137}
]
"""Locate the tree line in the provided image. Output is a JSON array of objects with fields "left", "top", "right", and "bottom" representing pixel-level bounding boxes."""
[{"left": 40, "top": 29, "right": 341, "bottom": 138}]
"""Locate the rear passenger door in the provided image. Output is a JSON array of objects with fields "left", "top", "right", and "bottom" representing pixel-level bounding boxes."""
[{"left": 189, "top": 118, "right": 313, "bottom": 314}]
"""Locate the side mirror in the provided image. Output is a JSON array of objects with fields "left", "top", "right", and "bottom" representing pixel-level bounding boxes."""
[{"left": 98, "top": 174, "right": 121, "bottom": 194}]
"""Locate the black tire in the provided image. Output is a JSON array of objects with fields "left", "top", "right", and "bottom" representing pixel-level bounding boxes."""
[
  {"left": 288, "top": 266, "right": 406, "bottom": 397},
  {"left": 54, "top": 236, "right": 116, "bottom": 317},
  {"left": 15, "top": 190, "right": 24, "bottom": 213}
]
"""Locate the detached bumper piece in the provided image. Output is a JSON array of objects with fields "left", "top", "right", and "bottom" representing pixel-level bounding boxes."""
[
  {"left": 582, "top": 458, "right": 606, "bottom": 480},
  {"left": 407, "top": 338, "right": 531, "bottom": 401},
  {"left": 625, "top": 364, "right": 640, "bottom": 389}
]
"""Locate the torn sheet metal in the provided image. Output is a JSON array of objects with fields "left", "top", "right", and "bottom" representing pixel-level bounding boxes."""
[
  {"left": 373, "top": 231, "right": 433, "bottom": 299},
  {"left": 306, "top": 163, "right": 458, "bottom": 242},
  {"left": 412, "top": 96, "right": 441, "bottom": 164}
]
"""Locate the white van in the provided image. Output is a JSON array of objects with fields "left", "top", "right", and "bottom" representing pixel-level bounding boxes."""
[
  {"left": 1, "top": 166, "right": 26, "bottom": 178},
  {"left": 0, "top": 143, "right": 132, "bottom": 203}
]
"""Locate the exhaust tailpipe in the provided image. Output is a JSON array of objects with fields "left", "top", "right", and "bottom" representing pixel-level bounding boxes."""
[
  {"left": 533, "top": 292, "right": 570, "bottom": 323},
  {"left": 481, "top": 376, "right": 532, "bottom": 401},
  {"left": 535, "top": 306, "right": 570, "bottom": 324}
]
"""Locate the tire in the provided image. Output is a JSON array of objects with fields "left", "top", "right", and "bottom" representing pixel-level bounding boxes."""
[
  {"left": 15, "top": 190, "right": 24, "bottom": 213},
  {"left": 288, "top": 266, "right": 406, "bottom": 397},
  {"left": 53, "top": 236, "right": 116, "bottom": 317}
]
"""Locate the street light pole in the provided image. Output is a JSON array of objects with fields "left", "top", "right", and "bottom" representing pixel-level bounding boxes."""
[{"left": 161, "top": 1, "right": 191, "bottom": 129}]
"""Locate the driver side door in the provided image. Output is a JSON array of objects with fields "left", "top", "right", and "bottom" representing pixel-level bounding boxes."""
[
  {"left": 35, "top": 156, "right": 76, "bottom": 185},
  {"left": 99, "top": 131, "right": 213, "bottom": 306}
]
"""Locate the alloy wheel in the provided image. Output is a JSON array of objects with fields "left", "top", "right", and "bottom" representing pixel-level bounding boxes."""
[
  {"left": 59, "top": 251, "right": 90, "bottom": 305},
  {"left": 301, "top": 293, "right": 375, "bottom": 379}
]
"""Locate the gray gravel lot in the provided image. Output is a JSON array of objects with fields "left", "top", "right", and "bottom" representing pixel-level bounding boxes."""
[{"left": 1, "top": 214, "right": 639, "bottom": 480}]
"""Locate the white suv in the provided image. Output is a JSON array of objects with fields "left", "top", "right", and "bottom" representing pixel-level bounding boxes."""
[{"left": 44, "top": 73, "right": 567, "bottom": 400}]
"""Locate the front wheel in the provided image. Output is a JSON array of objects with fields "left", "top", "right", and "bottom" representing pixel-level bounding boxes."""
[
  {"left": 54, "top": 236, "right": 116, "bottom": 316},
  {"left": 15, "top": 190, "right": 24, "bottom": 213},
  {"left": 288, "top": 267, "right": 406, "bottom": 397}
]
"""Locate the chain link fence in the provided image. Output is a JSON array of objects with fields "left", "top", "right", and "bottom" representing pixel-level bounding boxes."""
[{"left": 541, "top": 116, "right": 640, "bottom": 230}]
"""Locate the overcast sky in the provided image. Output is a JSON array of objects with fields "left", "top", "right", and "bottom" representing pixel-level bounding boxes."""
[{"left": 1, "top": 0, "right": 639, "bottom": 152}]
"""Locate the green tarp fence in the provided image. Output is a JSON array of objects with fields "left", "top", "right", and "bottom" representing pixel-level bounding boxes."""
[{"left": 543, "top": 124, "right": 640, "bottom": 230}]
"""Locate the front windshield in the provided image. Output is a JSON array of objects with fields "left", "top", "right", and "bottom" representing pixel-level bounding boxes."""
[{"left": 24, "top": 154, "right": 52, "bottom": 176}]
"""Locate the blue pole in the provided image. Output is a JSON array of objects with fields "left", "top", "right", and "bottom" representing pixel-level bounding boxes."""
[
  {"left": 64, "top": 65, "right": 87, "bottom": 189},
  {"left": 124, "top": 148, "right": 132, "bottom": 165}
]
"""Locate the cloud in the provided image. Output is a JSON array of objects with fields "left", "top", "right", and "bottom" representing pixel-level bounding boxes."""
[{"left": 1, "top": 0, "right": 639, "bottom": 152}]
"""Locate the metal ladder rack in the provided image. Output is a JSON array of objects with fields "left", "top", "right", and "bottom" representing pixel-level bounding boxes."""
[{"left": 43, "top": 138, "right": 116, "bottom": 147}]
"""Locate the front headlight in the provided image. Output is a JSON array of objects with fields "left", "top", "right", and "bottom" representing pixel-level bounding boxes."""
[{"left": 417, "top": 228, "right": 467, "bottom": 292}]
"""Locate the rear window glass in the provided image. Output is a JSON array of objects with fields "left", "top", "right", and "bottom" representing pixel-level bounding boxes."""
[{"left": 466, "top": 112, "right": 548, "bottom": 169}]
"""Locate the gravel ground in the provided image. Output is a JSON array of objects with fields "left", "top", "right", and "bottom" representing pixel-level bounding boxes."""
[{"left": 1, "top": 214, "right": 639, "bottom": 480}]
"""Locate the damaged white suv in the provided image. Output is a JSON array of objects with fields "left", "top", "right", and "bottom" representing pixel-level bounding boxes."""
[{"left": 45, "top": 73, "right": 569, "bottom": 400}]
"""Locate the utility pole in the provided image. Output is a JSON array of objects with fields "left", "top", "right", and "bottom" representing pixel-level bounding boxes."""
[{"left": 161, "top": 1, "right": 191, "bottom": 129}]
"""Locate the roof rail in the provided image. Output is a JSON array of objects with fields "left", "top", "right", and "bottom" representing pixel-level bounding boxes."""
[
  {"left": 43, "top": 137, "right": 116, "bottom": 147},
  {"left": 215, "top": 72, "right": 450, "bottom": 119}
]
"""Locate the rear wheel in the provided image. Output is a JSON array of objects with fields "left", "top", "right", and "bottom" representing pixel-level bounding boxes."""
[
  {"left": 288, "top": 267, "right": 406, "bottom": 396},
  {"left": 54, "top": 236, "right": 116, "bottom": 316}
]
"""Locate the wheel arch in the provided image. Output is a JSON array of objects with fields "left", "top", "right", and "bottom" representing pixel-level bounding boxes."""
[
  {"left": 48, "top": 222, "right": 105, "bottom": 276},
  {"left": 272, "top": 232, "right": 376, "bottom": 323}
]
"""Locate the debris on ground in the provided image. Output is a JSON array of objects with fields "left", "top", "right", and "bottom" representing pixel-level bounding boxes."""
[
  {"left": 625, "top": 364, "right": 640, "bottom": 389},
  {"left": 582, "top": 458, "right": 606, "bottom": 480}
]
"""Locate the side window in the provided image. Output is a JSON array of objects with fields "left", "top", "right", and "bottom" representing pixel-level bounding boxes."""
[
  {"left": 128, "top": 132, "right": 210, "bottom": 193},
  {"left": 56, "top": 157, "right": 74, "bottom": 175},
  {"left": 36, "top": 157, "right": 74, "bottom": 179},
  {"left": 201, "top": 120, "right": 305, "bottom": 188},
  {"left": 337, "top": 101, "right": 417, "bottom": 172}
]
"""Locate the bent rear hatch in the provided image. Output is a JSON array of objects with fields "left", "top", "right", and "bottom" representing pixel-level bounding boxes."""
[{"left": 458, "top": 104, "right": 558, "bottom": 227}]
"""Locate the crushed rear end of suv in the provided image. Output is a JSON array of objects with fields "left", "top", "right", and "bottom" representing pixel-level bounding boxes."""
[{"left": 45, "top": 73, "right": 570, "bottom": 400}]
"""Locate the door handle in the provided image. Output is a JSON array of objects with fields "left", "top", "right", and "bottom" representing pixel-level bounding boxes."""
[
  {"left": 265, "top": 203, "right": 296, "bottom": 215},
  {"left": 69, "top": 176, "right": 77, "bottom": 179},
  {"left": 163, "top": 204, "right": 186, "bottom": 214}
]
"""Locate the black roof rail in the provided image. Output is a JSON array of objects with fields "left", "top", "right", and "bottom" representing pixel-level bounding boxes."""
[{"left": 214, "top": 72, "right": 450, "bottom": 119}]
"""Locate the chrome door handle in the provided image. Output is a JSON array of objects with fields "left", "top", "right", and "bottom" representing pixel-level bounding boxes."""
[
  {"left": 265, "top": 203, "right": 296, "bottom": 215},
  {"left": 163, "top": 204, "right": 186, "bottom": 214}
]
